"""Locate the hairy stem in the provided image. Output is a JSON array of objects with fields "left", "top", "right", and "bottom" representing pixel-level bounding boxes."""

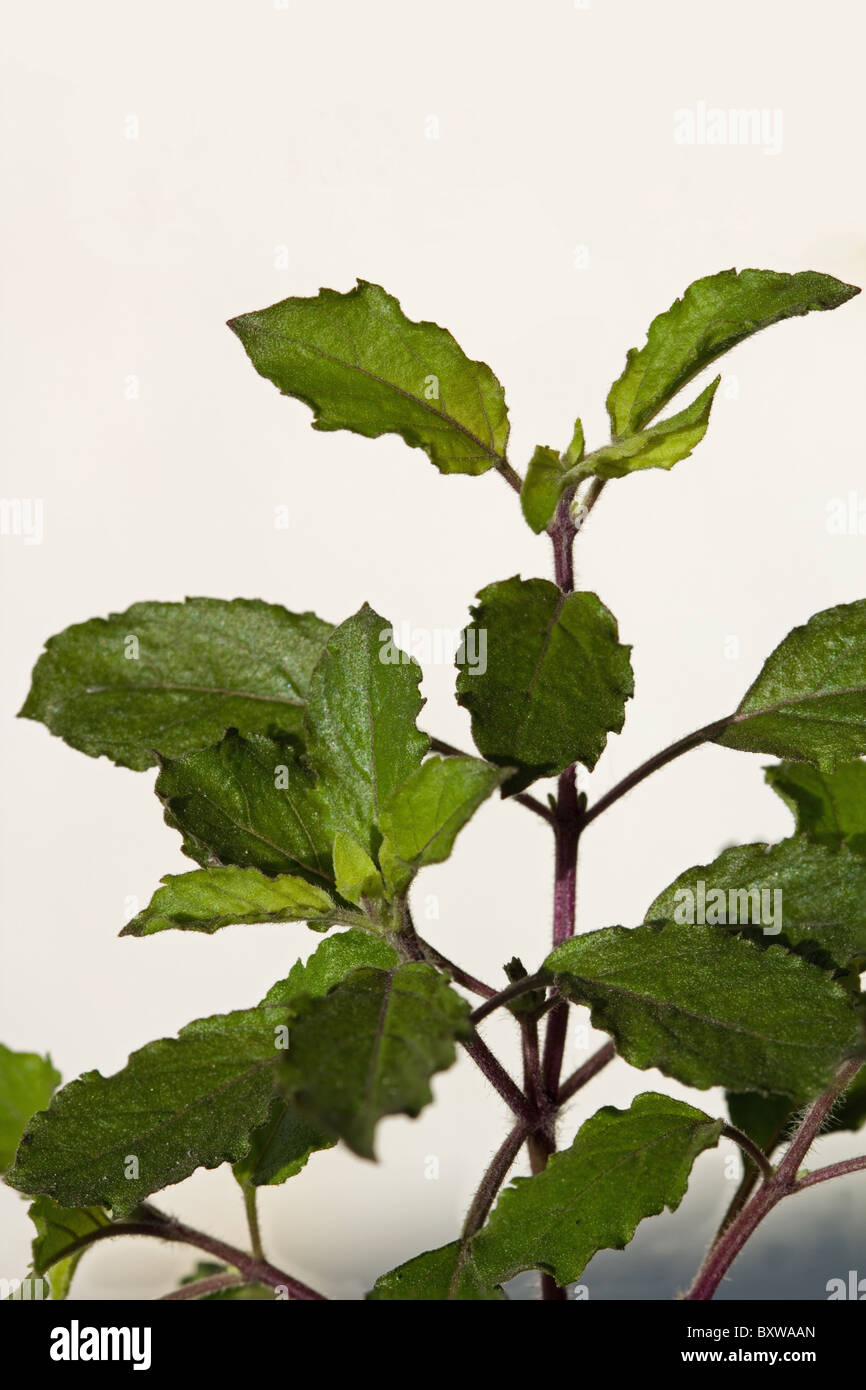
[
  {"left": 242, "top": 1183, "right": 264, "bottom": 1259},
  {"left": 462, "top": 1033, "right": 536, "bottom": 1124},
  {"left": 687, "top": 1058, "right": 865, "bottom": 1300},
  {"left": 160, "top": 1272, "right": 246, "bottom": 1301},
  {"left": 541, "top": 767, "right": 580, "bottom": 1099},
  {"left": 39, "top": 1205, "right": 326, "bottom": 1301},
  {"left": 470, "top": 971, "right": 549, "bottom": 1024},
  {"left": 557, "top": 1040, "right": 616, "bottom": 1104},
  {"left": 720, "top": 1124, "right": 775, "bottom": 1182},
  {"left": 793, "top": 1154, "right": 866, "bottom": 1191},
  {"left": 415, "top": 933, "right": 497, "bottom": 999}
]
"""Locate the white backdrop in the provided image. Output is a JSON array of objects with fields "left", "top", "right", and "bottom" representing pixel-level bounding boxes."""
[{"left": 2, "top": 0, "right": 865, "bottom": 1299}]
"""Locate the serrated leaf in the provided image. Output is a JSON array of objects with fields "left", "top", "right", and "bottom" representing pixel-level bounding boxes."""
[
  {"left": 157, "top": 731, "right": 336, "bottom": 884},
  {"left": 547, "top": 922, "right": 860, "bottom": 1098},
  {"left": 471, "top": 1093, "right": 723, "bottom": 1288},
  {"left": 607, "top": 268, "right": 859, "bottom": 438},
  {"left": 304, "top": 603, "right": 428, "bottom": 857},
  {"left": 367, "top": 1240, "right": 505, "bottom": 1300},
  {"left": 333, "top": 832, "right": 384, "bottom": 906},
  {"left": 7, "top": 931, "right": 396, "bottom": 1212},
  {"left": 281, "top": 963, "right": 472, "bottom": 1159},
  {"left": 521, "top": 445, "right": 569, "bottom": 534},
  {"left": 121, "top": 866, "right": 351, "bottom": 937},
  {"left": 766, "top": 759, "right": 866, "bottom": 850},
  {"left": 0, "top": 1045, "right": 61, "bottom": 1173},
  {"left": 378, "top": 754, "right": 506, "bottom": 892},
  {"left": 456, "top": 576, "right": 633, "bottom": 794},
  {"left": 228, "top": 279, "right": 510, "bottom": 477},
  {"left": 575, "top": 378, "right": 719, "bottom": 482},
  {"left": 27, "top": 1196, "right": 112, "bottom": 1300},
  {"left": 20, "top": 598, "right": 332, "bottom": 771},
  {"left": 716, "top": 602, "right": 866, "bottom": 770},
  {"left": 158, "top": 606, "right": 428, "bottom": 879},
  {"left": 645, "top": 836, "right": 866, "bottom": 972}
]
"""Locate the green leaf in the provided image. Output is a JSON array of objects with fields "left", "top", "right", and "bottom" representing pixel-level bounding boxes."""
[
  {"left": 20, "top": 598, "right": 332, "bottom": 771},
  {"left": 27, "top": 1196, "right": 112, "bottom": 1300},
  {"left": 716, "top": 602, "right": 866, "bottom": 771},
  {"left": 228, "top": 279, "right": 510, "bottom": 477},
  {"left": 157, "top": 731, "right": 336, "bottom": 885},
  {"left": 281, "top": 963, "right": 472, "bottom": 1159},
  {"left": 456, "top": 576, "right": 633, "bottom": 794},
  {"left": 521, "top": 445, "right": 570, "bottom": 534},
  {"left": 332, "top": 832, "right": 384, "bottom": 906},
  {"left": 0, "top": 1044, "right": 60, "bottom": 1173},
  {"left": 121, "top": 866, "right": 351, "bottom": 937},
  {"left": 304, "top": 603, "right": 428, "bottom": 857},
  {"left": 766, "top": 759, "right": 866, "bottom": 850},
  {"left": 158, "top": 606, "right": 428, "bottom": 880},
  {"left": 232, "top": 1097, "right": 335, "bottom": 1187},
  {"left": 378, "top": 754, "right": 507, "bottom": 892},
  {"left": 563, "top": 418, "right": 585, "bottom": 468},
  {"left": 367, "top": 1240, "right": 505, "bottom": 1300},
  {"left": 575, "top": 378, "right": 719, "bottom": 482},
  {"left": 547, "top": 922, "right": 860, "bottom": 1098},
  {"left": 607, "top": 268, "right": 859, "bottom": 438},
  {"left": 471, "top": 1093, "right": 723, "bottom": 1288},
  {"left": 7, "top": 931, "right": 396, "bottom": 1212},
  {"left": 645, "top": 836, "right": 866, "bottom": 972}
]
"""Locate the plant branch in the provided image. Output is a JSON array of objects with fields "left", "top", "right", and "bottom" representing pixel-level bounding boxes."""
[
  {"left": 461, "top": 1121, "right": 530, "bottom": 1241},
  {"left": 687, "top": 1058, "right": 865, "bottom": 1299},
  {"left": 413, "top": 933, "right": 497, "bottom": 999},
  {"left": 793, "top": 1154, "right": 866, "bottom": 1191},
  {"left": 38, "top": 1204, "right": 327, "bottom": 1301},
  {"left": 242, "top": 1183, "right": 264, "bottom": 1259},
  {"left": 462, "top": 1033, "right": 536, "bottom": 1124},
  {"left": 496, "top": 457, "right": 524, "bottom": 494},
  {"left": 557, "top": 1040, "right": 616, "bottom": 1104},
  {"left": 160, "top": 1272, "right": 246, "bottom": 1301},
  {"left": 470, "top": 971, "right": 550, "bottom": 1025},
  {"left": 721, "top": 1124, "right": 775, "bottom": 1182},
  {"left": 541, "top": 766, "right": 581, "bottom": 1099}
]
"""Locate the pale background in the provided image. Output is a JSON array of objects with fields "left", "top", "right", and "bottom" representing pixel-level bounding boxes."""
[{"left": 2, "top": 0, "right": 865, "bottom": 1300}]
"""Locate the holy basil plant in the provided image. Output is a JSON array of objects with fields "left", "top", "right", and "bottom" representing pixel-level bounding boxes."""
[{"left": 5, "top": 266, "right": 866, "bottom": 1304}]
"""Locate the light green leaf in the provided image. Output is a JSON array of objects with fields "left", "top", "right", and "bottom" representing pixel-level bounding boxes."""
[
  {"left": 607, "top": 268, "right": 859, "bottom": 438},
  {"left": 228, "top": 279, "right": 510, "bottom": 477},
  {"left": 333, "top": 832, "right": 384, "bottom": 906},
  {"left": 28, "top": 1196, "right": 112, "bottom": 1300},
  {"left": 378, "top": 755, "right": 507, "bottom": 892},
  {"left": 471, "top": 1093, "right": 723, "bottom": 1288},
  {"left": 19, "top": 598, "right": 332, "bottom": 771},
  {"left": 547, "top": 922, "right": 860, "bottom": 1098},
  {"left": 121, "top": 866, "right": 351, "bottom": 937},
  {"left": 766, "top": 759, "right": 866, "bottom": 850},
  {"left": 574, "top": 378, "right": 718, "bottom": 482},
  {"left": 7, "top": 931, "right": 396, "bottom": 1212},
  {"left": 0, "top": 1044, "right": 60, "bottom": 1173},
  {"left": 645, "top": 836, "right": 866, "bottom": 972},
  {"left": 281, "top": 963, "right": 472, "bottom": 1159},
  {"left": 563, "top": 418, "right": 585, "bottom": 468},
  {"left": 521, "top": 445, "right": 570, "bottom": 534},
  {"left": 456, "top": 576, "right": 633, "bottom": 794},
  {"left": 717, "top": 602, "right": 866, "bottom": 770},
  {"left": 367, "top": 1240, "right": 505, "bottom": 1300}
]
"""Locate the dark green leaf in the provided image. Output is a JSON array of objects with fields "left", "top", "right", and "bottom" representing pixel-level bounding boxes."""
[
  {"left": 228, "top": 279, "right": 510, "bottom": 477},
  {"left": 645, "top": 836, "right": 866, "bottom": 972},
  {"left": 367, "top": 1240, "right": 505, "bottom": 1300},
  {"left": 0, "top": 1044, "right": 60, "bottom": 1173},
  {"left": 282, "top": 963, "right": 472, "bottom": 1158},
  {"left": 121, "top": 866, "right": 352, "bottom": 937},
  {"left": 20, "top": 598, "right": 332, "bottom": 771},
  {"left": 456, "top": 576, "right": 633, "bottom": 794},
  {"left": 717, "top": 602, "right": 866, "bottom": 770},
  {"left": 471, "top": 1093, "right": 723, "bottom": 1288},
  {"left": 378, "top": 754, "right": 506, "bottom": 893},
  {"left": 547, "top": 922, "right": 860, "bottom": 1098},
  {"left": 7, "top": 931, "right": 396, "bottom": 1212},
  {"left": 575, "top": 378, "right": 718, "bottom": 482},
  {"left": 232, "top": 1097, "right": 335, "bottom": 1187},
  {"left": 726, "top": 1093, "right": 793, "bottom": 1157},
  {"left": 766, "top": 759, "right": 866, "bottom": 850},
  {"left": 607, "top": 268, "right": 859, "bottom": 438}
]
